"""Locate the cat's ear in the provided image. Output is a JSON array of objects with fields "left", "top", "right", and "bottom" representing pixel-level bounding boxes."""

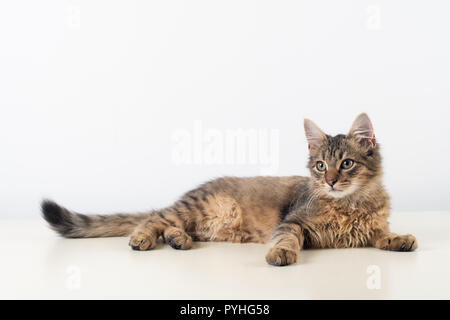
[
  {"left": 348, "top": 113, "right": 376, "bottom": 148},
  {"left": 304, "top": 119, "right": 326, "bottom": 152}
]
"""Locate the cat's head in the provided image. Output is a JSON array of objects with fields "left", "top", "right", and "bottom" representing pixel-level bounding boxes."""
[{"left": 304, "top": 113, "right": 382, "bottom": 199}]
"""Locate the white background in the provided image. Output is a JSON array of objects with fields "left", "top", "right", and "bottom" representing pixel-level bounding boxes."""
[{"left": 1, "top": 0, "right": 449, "bottom": 218}]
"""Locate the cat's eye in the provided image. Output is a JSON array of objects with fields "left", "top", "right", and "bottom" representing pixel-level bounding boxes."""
[
  {"left": 316, "top": 161, "right": 327, "bottom": 172},
  {"left": 341, "top": 159, "right": 354, "bottom": 170}
]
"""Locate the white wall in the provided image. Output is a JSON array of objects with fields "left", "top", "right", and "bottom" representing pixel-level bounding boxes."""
[{"left": 1, "top": 0, "right": 449, "bottom": 218}]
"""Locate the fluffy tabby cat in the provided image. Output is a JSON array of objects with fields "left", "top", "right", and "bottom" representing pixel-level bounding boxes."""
[{"left": 42, "top": 113, "right": 417, "bottom": 266}]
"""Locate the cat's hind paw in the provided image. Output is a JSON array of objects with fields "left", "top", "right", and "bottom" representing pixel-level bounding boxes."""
[
  {"left": 164, "top": 227, "right": 193, "bottom": 250},
  {"left": 129, "top": 231, "right": 157, "bottom": 251}
]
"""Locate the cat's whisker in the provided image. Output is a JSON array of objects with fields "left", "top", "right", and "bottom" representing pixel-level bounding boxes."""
[{"left": 305, "top": 188, "right": 322, "bottom": 215}]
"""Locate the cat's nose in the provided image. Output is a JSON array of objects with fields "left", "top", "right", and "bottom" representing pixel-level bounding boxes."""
[
  {"left": 325, "top": 169, "right": 339, "bottom": 187},
  {"left": 326, "top": 177, "right": 338, "bottom": 187}
]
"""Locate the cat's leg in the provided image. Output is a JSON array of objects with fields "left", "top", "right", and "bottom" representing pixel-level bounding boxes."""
[
  {"left": 128, "top": 186, "right": 241, "bottom": 250},
  {"left": 373, "top": 232, "right": 418, "bottom": 252},
  {"left": 129, "top": 208, "right": 193, "bottom": 251},
  {"left": 265, "top": 222, "right": 304, "bottom": 266}
]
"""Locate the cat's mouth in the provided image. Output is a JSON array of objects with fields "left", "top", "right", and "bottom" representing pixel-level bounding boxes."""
[
  {"left": 328, "top": 188, "right": 343, "bottom": 195},
  {"left": 325, "top": 184, "right": 357, "bottom": 198}
]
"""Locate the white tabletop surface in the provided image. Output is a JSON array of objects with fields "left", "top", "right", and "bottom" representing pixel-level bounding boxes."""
[{"left": 0, "top": 211, "right": 448, "bottom": 299}]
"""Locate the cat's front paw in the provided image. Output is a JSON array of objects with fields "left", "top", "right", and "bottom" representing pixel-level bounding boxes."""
[
  {"left": 376, "top": 234, "right": 418, "bottom": 252},
  {"left": 129, "top": 231, "right": 157, "bottom": 251},
  {"left": 265, "top": 247, "right": 298, "bottom": 266}
]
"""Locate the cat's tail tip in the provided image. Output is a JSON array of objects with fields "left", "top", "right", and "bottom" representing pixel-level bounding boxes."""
[{"left": 41, "top": 199, "right": 76, "bottom": 237}]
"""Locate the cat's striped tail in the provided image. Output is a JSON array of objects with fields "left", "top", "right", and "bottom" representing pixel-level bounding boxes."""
[{"left": 41, "top": 200, "right": 150, "bottom": 238}]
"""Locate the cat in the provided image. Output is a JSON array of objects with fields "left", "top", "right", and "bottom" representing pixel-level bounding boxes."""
[{"left": 41, "top": 113, "right": 417, "bottom": 266}]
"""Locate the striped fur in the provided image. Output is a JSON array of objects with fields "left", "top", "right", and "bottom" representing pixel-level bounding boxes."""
[{"left": 41, "top": 113, "right": 418, "bottom": 266}]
